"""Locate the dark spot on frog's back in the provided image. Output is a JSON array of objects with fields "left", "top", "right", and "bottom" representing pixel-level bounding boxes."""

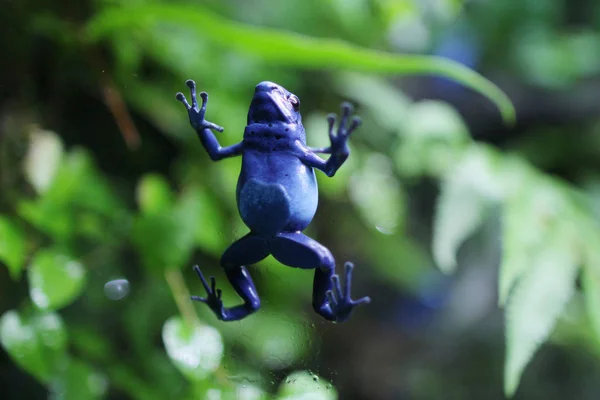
[{"left": 238, "top": 179, "right": 291, "bottom": 235}]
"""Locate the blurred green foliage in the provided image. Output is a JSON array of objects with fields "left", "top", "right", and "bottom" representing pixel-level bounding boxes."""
[{"left": 3, "top": 0, "right": 600, "bottom": 399}]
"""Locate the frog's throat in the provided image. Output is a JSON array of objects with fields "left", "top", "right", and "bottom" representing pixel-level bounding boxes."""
[{"left": 243, "top": 123, "right": 305, "bottom": 142}]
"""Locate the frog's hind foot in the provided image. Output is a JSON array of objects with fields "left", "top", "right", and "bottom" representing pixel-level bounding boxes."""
[
  {"left": 190, "top": 264, "right": 261, "bottom": 322},
  {"left": 319, "top": 262, "right": 370, "bottom": 323},
  {"left": 191, "top": 265, "right": 226, "bottom": 319}
]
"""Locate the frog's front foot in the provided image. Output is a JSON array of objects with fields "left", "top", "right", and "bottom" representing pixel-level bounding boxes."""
[
  {"left": 325, "top": 262, "right": 371, "bottom": 323},
  {"left": 176, "top": 80, "right": 224, "bottom": 132},
  {"left": 327, "top": 102, "right": 361, "bottom": 159},
  {"left": 190, "top": 265, "right": 226, "bottom": 320}
]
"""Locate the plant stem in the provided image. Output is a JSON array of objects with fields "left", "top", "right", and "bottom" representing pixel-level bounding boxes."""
[{"left": 164, "top": 267, "right": 201, "bottom": 327}]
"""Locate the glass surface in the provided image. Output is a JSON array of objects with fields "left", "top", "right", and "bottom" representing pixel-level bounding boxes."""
[{"left": 1, "top": 1, "right": 600, "bottom": 399}]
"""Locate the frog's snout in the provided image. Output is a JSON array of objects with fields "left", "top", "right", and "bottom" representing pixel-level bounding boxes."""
[
  {"left": 249, "top": 81, "right": 298, "bottom": 124},
  {"left": 255, "top": 81, "right": 280, "bottom": 93}
]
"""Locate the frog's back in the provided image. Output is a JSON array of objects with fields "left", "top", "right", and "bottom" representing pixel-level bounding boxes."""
[{"left": 237, "top": 140, "right": 318, "bottom": 236}]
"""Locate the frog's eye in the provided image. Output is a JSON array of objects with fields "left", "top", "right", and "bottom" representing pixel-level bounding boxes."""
[{"left": 289, "top": 95, "right": 300, "bottom": 110}]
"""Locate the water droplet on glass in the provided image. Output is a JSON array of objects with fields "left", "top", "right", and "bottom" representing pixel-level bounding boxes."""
[{"left": 104, "top": 279, "right": 130, "bottom": 300}]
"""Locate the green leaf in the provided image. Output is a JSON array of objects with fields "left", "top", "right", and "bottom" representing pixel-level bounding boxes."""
[
  {"left": 582, "top": 264, "right": 600, "bottom": 344},
  {"left": 133, "top": 178, "right": 207, "bottom": 271},
  {"left": 498, "top": 194, "right": 538, "bottom": 306},
  {"left": 277, "top": 371, "right": 337, "bottom": 400},
  {"left": 162, "top": 316, "right": 223, "bottom": 381},
  {"left": 432, "top": 148, "right": 502, "bottom": 273},
  {"left": 175, "top": 186, "right": 227, "bottom": 257},
  {"left": 498, "top": 182, "right": 569, "bottom": 305},
  {"left": 504, "top": 234, "right": 580, "bottom": 397},
  {"left": 24, "top": 127, "right": 64, "bottom": 194},
  {"left": 232, "top": 384, "right": 268, "bottom": 400},
  {"left": 498, "top": 203, "right": 530, "bottom": 307},
  {"left": 577, "top": 183, "right": 600, "bottom": 342},
  {"left": 132, "top": 213, "right": 184, "bottom": 271},
  {"left": 335, "top": 73, "right": 411, "bottom": 130},
  {"left": 132, "top": 204, "right": 195, "bottom": 272},
  {"left": 395, "top": 101, "right": 470, "bottom": 177},
  {"left": 69, "top": 325, "right": 114, "bottom": 363},
  {"left": 34, "top": 312, "right": 69, "bottom": 360},
  {"left": 49, "top": 359, "right": 107, "bottom": 400},
  {"left": 348, "top": 153, "right": 404, "bottom": 234},
  {"left": 0, "top": 310, "right": 68, "bottom": 383},
  {"left": 106, "top": 364, "right": 164, "bottom": 400},
  {"left": 28, "top": 248, "right": 86, "bottom": 311},
  {"left": 0, "top": 310, "right": 50, "bottom": 381},
  {"left": 0, "top": 216, "right": 27, "bottom": 279},
  {"left": 191, "top": 383, "right": 267, "bottom": 400},
  {"left": 362, "top": 232, "right": 426, "bottom": 289},
  {"left": 18, "top": 199, "right": 72, "bottom": 241},
  {"left": 191, "top": 189, "right": 228, "bottom": 256},
  {"left": 47, "top": 149, "right": 122, "bottom": 216},
  {"left": 84, "top": 4, "right": 515, "bottom": 123},
  {"left": 112, "top": 32, "right": 143, "bottom": 74},
  {"left": 433, "top": 177, "right": 486, "bottom": 273},
  {"left": 402, "top": 101, "right": 470, "bottom": 143},
  {"left": 18, "top": 149, "right": 126, "bottom": 241},
  {"left": 580, "top": 222, "right": 600, "bottom": 343},
  {"left": 137, "top": 174, "right": 174, "bottom": 215}
]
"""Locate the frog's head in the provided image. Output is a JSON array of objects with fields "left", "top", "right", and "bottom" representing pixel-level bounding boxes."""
[{"left": 247, "top": 81, "right": 302, "bottom": 126}]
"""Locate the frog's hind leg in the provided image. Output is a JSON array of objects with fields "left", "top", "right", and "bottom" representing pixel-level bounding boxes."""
[
  {"left": 191, "top": 233, "right": 269, "bottom": 321},
  {"left": 271, "top": 232, "right": 370, "bottom": 322}
]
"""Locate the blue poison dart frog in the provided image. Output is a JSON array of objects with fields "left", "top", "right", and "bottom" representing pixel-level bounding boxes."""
[{"left": 176, "top": 80, "right": 371, "bottom": 322}]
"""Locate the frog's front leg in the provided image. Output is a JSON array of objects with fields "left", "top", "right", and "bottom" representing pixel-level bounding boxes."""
[
  {"left": 191, "top": 233, "right": 269, "bottom": 321},
  {"left": 297, "top": 102, "right": 361, "bottom": 177},
  {"left": 176, "top": 80, "right": 244, "bottom": 161}
]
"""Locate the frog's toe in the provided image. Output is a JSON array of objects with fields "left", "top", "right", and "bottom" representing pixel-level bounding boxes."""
[
  {"left": 326, "top": 262, "right": 370, "bottom": 322},
  {"left": 176, "top": 92, "right": 191, "bottom": 109},
  {"left": 352, "top": 296, "right": 371, "bottom": 306},
  {"left": 341, "top": 101, "right": 353, "bottom": 116},
  {"left": 347, "top": 116, "right": 362, "bottom": 135}
]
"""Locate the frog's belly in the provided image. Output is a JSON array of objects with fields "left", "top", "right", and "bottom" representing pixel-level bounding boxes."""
[{"left": 238, "top": 178, "right": 318, "bottom": 235}]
